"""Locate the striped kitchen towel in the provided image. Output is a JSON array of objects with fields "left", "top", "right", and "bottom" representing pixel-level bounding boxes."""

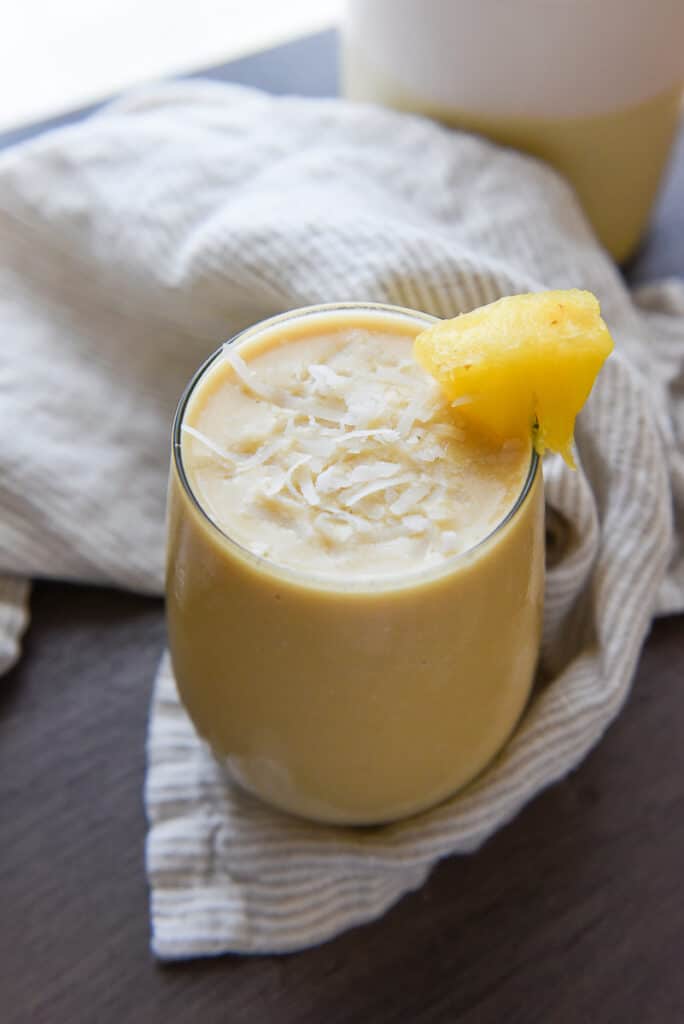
[{"left": 0, "top": 82, "right": 682, "bottom": 956}]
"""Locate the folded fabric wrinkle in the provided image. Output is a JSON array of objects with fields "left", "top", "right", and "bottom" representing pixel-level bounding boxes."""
[{"left": 0, "top": 82, "right": 682, "bottom": 957}]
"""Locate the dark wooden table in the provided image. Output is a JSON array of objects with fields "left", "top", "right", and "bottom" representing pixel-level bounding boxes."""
[{"left": 2, "top": 31, "right": 683, "bottom": 1024}]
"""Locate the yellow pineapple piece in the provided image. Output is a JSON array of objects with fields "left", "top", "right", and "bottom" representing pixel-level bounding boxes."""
[{"left": 414, "top": 290, "right": 614, "bottom": 467}]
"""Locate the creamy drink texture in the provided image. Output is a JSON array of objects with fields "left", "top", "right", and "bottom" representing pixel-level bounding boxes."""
[
  {"left": 168, "top": 305, "right": 544, "bottom": 825},
  {"left": 182, "top": 318, "right": 530, "bottom": 577},
  {"left": 168, "top": 293, "right": 610, "bottom": 824}
]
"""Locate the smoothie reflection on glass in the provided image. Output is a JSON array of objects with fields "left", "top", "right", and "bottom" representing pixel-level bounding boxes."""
[
  {"left": 343, "top": 0, "right": 684, "bottom": 263},
  {"left": 166, "top": 304, "right": 545, "bottom": 826}
]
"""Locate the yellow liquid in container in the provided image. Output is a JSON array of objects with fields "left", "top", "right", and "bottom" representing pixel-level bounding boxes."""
[
  {"left": 166, "top": 304, "right": 545, "bottom": 825},
  {"left": 344, "top": 46, "right": 682, "bottom": 263}
]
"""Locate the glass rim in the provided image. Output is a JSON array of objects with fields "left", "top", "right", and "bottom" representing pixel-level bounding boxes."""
[{"left": 171, "top": 301, "right": 540, "bottom": 593}]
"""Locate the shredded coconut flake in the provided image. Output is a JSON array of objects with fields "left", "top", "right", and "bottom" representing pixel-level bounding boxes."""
[
  {"left": 348, "top": 461, "right": 402, "bottom": 485},
  {"left": 299, "top": 437, "right": 339, "bottom": 458},
  {"left": 187, "top": 333, "right": 523, "bottom": 568},
  {"left": 398, "top": 390, "right": 441, "bottom": 436},
  {"left": 260, "top": 469, "right": 288, "bottom": 498},
  {"left": 316, "top": 464, "right": 349, "bottom": 494},
  {"left": 181, "top": 424, "right": 234, "bottom": 464},
  {"left": 308, "top": 364, "right": 346, "bottom": 391},
  {"left": 337, "top": 428, "right": 400, "bottom": 446},
  {"left": 404, "top": 514, "right": 431, "bottom": 533},
  {"left": 389, "top": 483, "right": 431, "bottom": 517},
  {"left": 281, "top": 397, "right": 351, "bottom": 425},
  {"left": 299, "top": 466, "right": 321, "bottom": 507},
  {"left": 233, "top": 439, "right": 286, "bottom": 474},
  {"left": 439, "top": 530, "right": 462, "bottom": 553},
  {"left": 223, "top": 345, "right": 276, "bottom": 402},
  {"left": 343, "top": 473, "right": 416, "bottom": 508}
]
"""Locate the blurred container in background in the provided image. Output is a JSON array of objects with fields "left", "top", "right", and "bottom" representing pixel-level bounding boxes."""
[{"left": 342, "top": 0, "right": 684, "bottom": 263}]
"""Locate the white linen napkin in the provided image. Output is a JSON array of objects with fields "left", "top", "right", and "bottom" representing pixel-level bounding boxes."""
[{"left": 1, "top": 81, "right": 682, "bottom": 957}]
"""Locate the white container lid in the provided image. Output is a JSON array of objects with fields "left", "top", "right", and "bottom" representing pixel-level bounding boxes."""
[{"left": 345, "top": 0, "right": 684, "bottom": 118}]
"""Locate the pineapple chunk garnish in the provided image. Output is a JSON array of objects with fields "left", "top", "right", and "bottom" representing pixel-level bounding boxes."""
[{"left": 414, "top": 290, "right": 614, "bottom": 468}]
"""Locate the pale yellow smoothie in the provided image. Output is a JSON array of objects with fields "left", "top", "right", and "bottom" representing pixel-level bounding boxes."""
[{"left": 166, "top": 304, "right": 544, "bottom": 824}]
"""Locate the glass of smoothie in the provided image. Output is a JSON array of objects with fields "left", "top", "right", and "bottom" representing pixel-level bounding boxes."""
[
  {"left": 166, "top": 303, "right": 545, "bottom": 825},
  {"left": 342, "top": 0, "right": 684, "bottom": 263}
]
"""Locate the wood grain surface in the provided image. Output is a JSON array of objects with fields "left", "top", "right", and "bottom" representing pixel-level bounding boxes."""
[
  {"left": 2, "top": 29, "right": 683, "bottom": 1024},
  {"left": 2, "top": 584, "right": 683, "bottom": 1023}
]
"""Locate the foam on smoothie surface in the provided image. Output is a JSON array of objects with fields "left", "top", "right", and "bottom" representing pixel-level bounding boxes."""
[{"left": 181, "top": 321, "right": 530, "bottom": 579}]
